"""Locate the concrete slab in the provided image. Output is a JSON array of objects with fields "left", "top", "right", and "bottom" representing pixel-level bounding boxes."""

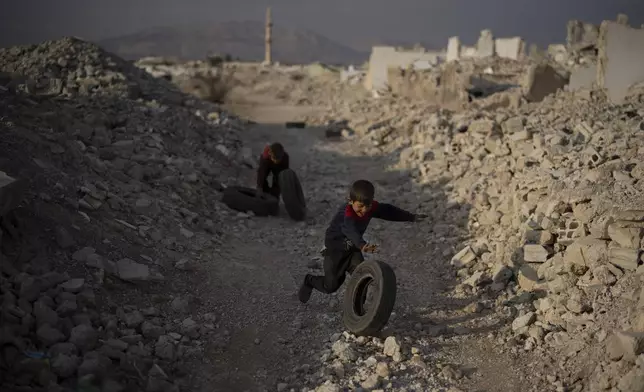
[
  {"left": 568, "top": 64, "right": 597, "bottom": 91},
  {"left": 523, "top": 64, "right": 569, "bottom": 102},
  {"left": 495, "top": 37, "right": 524, "bottom": 60},
  {"left": 447, "top": 36, "right": 461, "bottom": 62},
  {"left": 0, "top": 172, "right": 25, "bottom": 217},
  {"left": 597, "top": 21, "right": 644, "bottom": 103}
]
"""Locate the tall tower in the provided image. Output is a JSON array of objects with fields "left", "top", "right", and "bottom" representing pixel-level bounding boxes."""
[{"left": 264, "top": 7, "right": 272, "bottom": 64}]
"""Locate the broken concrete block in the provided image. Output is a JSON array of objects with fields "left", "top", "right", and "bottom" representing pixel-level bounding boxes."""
[
  {"left": 517, "top": 264, "right": 544, "bottom": 292},
  {"left": 605, "top": 330, "right": 644, "bottom": 362},
  {"left": 609, "top": 248, "right": 640, "bottom": 271},
  {"left": 525, "top": 230, "right": 554, "bottom": 245},
  {"left": 607, "top": 224, "right": 643, "bottom": 248},
  {"left": 523, "top": 244, "right": 552, "bottom": 263},
  {"left": 564, "top": 237, "right": 609, "bottom": 268},
  {"left": 116, "top": 258, "right": 150, "bottom": 282},
  {"left": 451, "top": 246, "right": 477, "bottom": 268},
  {"left": 589, "top": 215, "right": 615, "bottom": 239},
  {"left": 548, "top": 275, "right": 577, "bottom": 294},
  {"left": 509, "top": 130, "right": 532, "bottom": 142},
  {"left": 613, "top": 210, "right": 644, "bottom": 222},
  {"left": 468, "top": 119, "right": 498, "bottom": 134},
  {"left": 502, "top": 116, "right": 525, "bottom": 135},
  {"left": 597, "top": 21, "right": 644, "bottom": 104},
  {"left": 523, "top": 63, "right": 569, "bottom": 102},
  {"left": 557, "top": 216, "right": 586, "bottom": 245},
  {"left": 568, "top": 64, "right": 597, "bottom": 92}
]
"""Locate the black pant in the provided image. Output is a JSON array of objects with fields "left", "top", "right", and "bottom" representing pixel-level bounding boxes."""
[
  {"left": 306, "top": 248, "right": 364, "bottom": 294},
  {"left": 262, "top": 177, "right": 281, "bottom": 198}
]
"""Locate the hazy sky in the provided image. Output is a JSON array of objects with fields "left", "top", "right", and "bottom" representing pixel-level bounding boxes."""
[{"left": 2, "top": 0, "right": 643, "bottom": 50}]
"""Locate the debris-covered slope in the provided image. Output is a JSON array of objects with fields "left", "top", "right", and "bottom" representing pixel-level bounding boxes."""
[{"left": 0, "top": 37, "right": 253, "bottom": 392}]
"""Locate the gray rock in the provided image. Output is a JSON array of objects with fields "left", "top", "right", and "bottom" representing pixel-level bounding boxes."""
[
  {"left": 154, "top": 335, "right": 176, "bottom": 360},
  {"left": 121, "top": 311, "right": 145, "bottom": 328},
  {"left": 19, "top": 277, "right": 41, "bottom": 302},
  {"left": 116, "top": 258, "right": 150, "bottom": 281},
  {"left": 512, "top": 312, "right": 536, "bottom": 331},
  {"left": 55, "top": 226, "right": 76, "bottom": 248},
  {"left": 60, "top": 278, "right": 85, "bottom": 293},
  {"left": 77, "top": 351, "right": 112, "bottom": 377},
  {"left": 331, "top": 340, "right": 357, "bottom": 362},
  {"left": 383, "top": 336, "right": 402, "bottom": 360},
  {"left": 51, "top": 354, "right": 80, "bottom": 378},
  {"left": 69, "top": 324, "right": 98, "bottom": 352},
  {"left": 141, "top": 321, "right": 166, "bottom": 339},
  {"left": 37, "top": 324, "right": 66, "bottom": 346},
  {"left": 72, "top": 247, "right": 96, "bottom": 263}
]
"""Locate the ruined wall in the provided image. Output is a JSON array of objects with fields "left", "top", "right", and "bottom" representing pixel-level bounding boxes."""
[
  {"left": 597, "top": 21, "right": 644, "bottom": 103},
  {"left": 447, "top": 37, "right": 460, "bottom": 62},
  {"left": 495, "top": 37, "right": 525, "bottom": 60},
  {"left": 568, "top": 64, "right": 597, "bottom": 91},
  {"left": 364, "top": 46, "right": 442, "bottom": 91},
  {"left": 567, "top": 20, "right": 600, "bottom": 50},
  {"left": 477, "top": 30, "right": 495, "bottom": 57},
  {"left": 387, "top": 67, "right": 440, "bottom": 100}
]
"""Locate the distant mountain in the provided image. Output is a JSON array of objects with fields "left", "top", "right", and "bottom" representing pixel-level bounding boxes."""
[
  {"left": 98, "top": 21, "right": 368, "bottom": 65},
  {"left": 343, "top": 37, "right": 444, "bottom": 53}
]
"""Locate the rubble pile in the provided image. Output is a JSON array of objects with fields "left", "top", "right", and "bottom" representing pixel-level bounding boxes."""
[
  {"left": 0, "top": 37, "right": 183, "bottom": 104},
  {"left": 0, "top": 38, "right": 253, "bottom": 392},
  {"left": 294, "top": 78, "right": 644, "bottom": 389},
  {"left": 136, "top": 58, "right": 362, "bottom": 107}
]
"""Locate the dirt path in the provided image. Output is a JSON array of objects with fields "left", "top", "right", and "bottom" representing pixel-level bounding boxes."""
[{"left": 193, "top": 105, "right": 538, "bottom": 392}]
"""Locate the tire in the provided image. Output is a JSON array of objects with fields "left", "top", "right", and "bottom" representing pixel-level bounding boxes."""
[
  {"left": 221, "top": 186, "right": 279, "bottom": 217},
  {"left": 342, "top": 260, "right": 396, "bottom": 336},
  {"left": 278, "top": 169, "right": 306, "bottom": 221},
  {"left": 285, "top": 121, "right": 306, "bottom": 129}
]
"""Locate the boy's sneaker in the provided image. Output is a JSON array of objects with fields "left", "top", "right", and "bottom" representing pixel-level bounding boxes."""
[{"left": 298, "top": 276, "right": 313, "bottom": 304}]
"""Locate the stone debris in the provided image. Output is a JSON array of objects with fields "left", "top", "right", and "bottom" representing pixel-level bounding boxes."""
[
  {"left": 2, "top": 13, "right": 644, "bottom": 392},
  {"left": 0, "top": 37, "right": 244, "bottom": 392}
]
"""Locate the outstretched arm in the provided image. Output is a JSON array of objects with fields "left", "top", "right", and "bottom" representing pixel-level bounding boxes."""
[
  {"left": 341, "top": 216, "right": 367, "bottom": 249},
  {"left": 372, "top": 202, "right": 416, "bottom": 222}
]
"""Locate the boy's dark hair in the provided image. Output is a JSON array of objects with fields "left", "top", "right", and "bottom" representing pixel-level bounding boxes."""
[
  {"left": 269, "top": 142, "right": 285, "bottom": 160},
  {"left": 349, "top": 180, "right": 375, "bottom": 204}
]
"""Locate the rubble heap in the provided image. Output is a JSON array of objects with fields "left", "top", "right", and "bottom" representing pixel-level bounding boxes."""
[
  {"left": 0, "top": 37, "right": 183, "bottom": 104},
  {"left": 292, "top": 74, "right": 644, "bottom": 390},
  {"left": 0, "top": 38, "right": 252, "bottom": 392}
]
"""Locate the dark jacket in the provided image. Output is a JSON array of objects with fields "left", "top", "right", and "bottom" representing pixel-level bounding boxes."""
[
  {"left": 324, "top": 201, "right": 415, "bottom": 251},
  {"left": 256, "top": 145, "right": 290, "bottom": 188}
]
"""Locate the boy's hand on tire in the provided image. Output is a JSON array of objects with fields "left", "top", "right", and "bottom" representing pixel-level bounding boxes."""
[{"left": 361, "top": 243, "right": 379, "bottom": 253}]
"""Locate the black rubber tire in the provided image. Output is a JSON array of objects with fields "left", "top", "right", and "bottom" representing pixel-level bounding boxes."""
[
  {"left": 278, "top": 169, "right": 306, "bottom": 221},
  {"left": 221, "top": 186, "right": 279, "bottom": 217},
  {"left": 285, "top": 121, "right": 306, "bottom": 129},
  {"left": 342, "top": 260, "right": 397, "bottom": 336}
]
